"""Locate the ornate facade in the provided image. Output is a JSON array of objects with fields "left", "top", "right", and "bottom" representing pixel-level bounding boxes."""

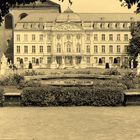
[{"left": 12, "top": 2, "right": 140, "bottom": 68}]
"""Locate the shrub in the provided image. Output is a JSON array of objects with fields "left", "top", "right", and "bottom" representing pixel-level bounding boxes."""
[
  {"left": 104, "top": 68, "right": 120, "bottom": 75},
  {"left": 0, "top": 74, "right": 24, "bottom": 86},
  {"left": 23, "top": 70, "right": 44, "bottom": 76},
  {"left": 17, "top": 80, "right": 41, "bottom": 89},
  {"left": 121, "top": 71, "right": 137, "bottom": 89},
  {"left": 21, "top": 86, "right": 124, "bottom": 106},
  {"left": 0, "top": 88, "right": 4, "bottom": 106}
]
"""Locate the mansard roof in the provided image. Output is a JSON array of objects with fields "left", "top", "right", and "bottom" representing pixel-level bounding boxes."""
[{"left": 20, "top": 12, "right": 140, "bottom": 23}]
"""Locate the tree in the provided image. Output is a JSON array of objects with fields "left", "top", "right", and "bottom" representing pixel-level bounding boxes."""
[
  {"left": 128, "top": 23, "right": 140, "bottom": 59},
  {"left": 0, "top": 0, "right": 72, "bottom": 24},
  {"left": 120, "top": 0, "right": 140, "bottom": 12}
]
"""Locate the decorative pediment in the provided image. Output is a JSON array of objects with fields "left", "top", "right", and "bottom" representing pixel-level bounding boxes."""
[{"left": 52, "top": 24, "right": 82, "bottom": 31}]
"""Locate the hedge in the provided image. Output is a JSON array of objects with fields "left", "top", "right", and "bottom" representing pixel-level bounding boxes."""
[
  {"left": 21, "top": 86, "right": 124, "bottom": 106},
  {"left": 0, "top": 88, "right": 4, "bottom": 106}
]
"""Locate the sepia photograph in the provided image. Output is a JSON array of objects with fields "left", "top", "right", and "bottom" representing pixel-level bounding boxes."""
[{"left": 0, "top": 0, "right": 140, "bottom": 139}]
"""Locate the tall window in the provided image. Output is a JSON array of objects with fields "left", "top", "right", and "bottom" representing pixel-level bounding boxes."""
[
  {"left": 109, "top": 57, "right": 113, "bottom": 63},
  {"left": 5, "top": 14, "right": 13, "bottom": 29},
  {"left": 94, "top": 45, "right": 98, "bottom": 53},
  {"left": 57, "top": 43, "right": 61, "bottom": 53},
  {"left": 102, "top": 57, "right": 105, "bottom": 63},
  {"left": 32, "top": 34, "right": 35, "bottom": 41},
  {"left": 32, "top": 46, "right": 36, "bottom": 53},
  {"left": 67, "top": 43, "right": 71, "bottom": 53},
  {"left": 47, "top": 57, "right": 52, "bottom": 64},
  {"left": 40, "top": 57, "right": 43, "bottom": 63},
  {"left": 124, "top": 45, "right": 128, "bottom": 52},
  {"left": 17, "top": 46, "right": 20, "bottom": 53},
  {"left": 24, "top": 34, "right": 28, "bottom": 42},
  {"left": 102, "top": 45, "right": 105, "bottom": 53},
  {"left": 39, "top": 34, "right": 44, "bottom": 42},
  {"left": 87, "top": 57, "right": 90, "bottom": 64},
  {"left": 86, "top": 45, "right": 90, "bottom": 53},
  {"left": 47, "top": 46, "right": 51, "bottom": 53},
  {"left": 109, "top": 45, "right": 113, "bottom": 53},
  {"left": 86, "top": 34, "right": 90, "bottom": 41},
  {"left": 94, "top": 57, "right": 98, "bottom": 63},
  {"left": 117, "top": 34, "right": 120, "bottom": 41},
  {"left": 39, "top": 46, "right": 43, "bottom": 53},
  {"left": 117, "top": 45, "right": 121, "bottom": 53},
  {"left": 76, "top": 43, "right": 81, "bottom": 53},
  {"left": 94, "top": 34, "right": 98, "bottom": 41},
  {"left": 124, "top": 34, "right": 128, "bottom": 41},
  {"left": 32, "top": 57, "right": 36, "bottom": 63},
  {"left": 101, "top": 34, "right": 105, "bottom": 41},
  {"left": 109, "top": 34, "right": 113, "bottom": 41},
  {"left": 24, "top": 46, "right": 28, "bottom": 53},
  {"left": 16, "top": 34, "right": 20, "bottom": 42}
]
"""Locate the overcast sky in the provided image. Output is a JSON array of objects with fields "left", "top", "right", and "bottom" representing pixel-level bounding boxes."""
[{"left": 52, "top": 0, "right": 136, "bottom": 13}]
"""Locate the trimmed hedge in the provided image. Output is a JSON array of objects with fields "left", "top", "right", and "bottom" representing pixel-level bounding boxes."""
[
  {"left": 21, "top": 86, "right": 124, "bottom": 106},
  {"left": 0, "top": 88, "right": 4, "bottom": 106}
]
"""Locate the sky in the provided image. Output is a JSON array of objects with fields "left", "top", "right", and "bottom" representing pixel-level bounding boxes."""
[{"left": 52, "top": 0, "right": 137, "bottom": 13}]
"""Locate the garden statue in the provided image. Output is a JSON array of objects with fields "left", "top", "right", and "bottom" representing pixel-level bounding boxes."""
[
  {"left": 137, "top": 54, "right": 140, "bottom": 75},
  {"left": 131, "top": 59, "right": 134, "bottom": 69}
]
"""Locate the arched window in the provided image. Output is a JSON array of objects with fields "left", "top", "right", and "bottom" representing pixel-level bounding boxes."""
[
  {"left": 67, "top": 43, "right": 71, "bottom": 53},
  {"left": 76, "top": 43, "right": 81, "bottom": 53},
  {"left": 5, "top": 14, "right": 13, "bottom": 29},
  {"left": 19, "top": 13, "right": 28, "bottom": 20}
]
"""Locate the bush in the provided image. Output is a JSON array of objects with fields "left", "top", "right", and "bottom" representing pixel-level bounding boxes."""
[
  {"left": 21, "top": 86, "right": 124, "bottom": 106},
  {"left": 0, "top": 88, "right": 4, "bottom": 106},
  {"left": 0, "top": 74, "right": 24, "bottom": 86},
  {"left": 104, "top": 68, "right": 120, "bottom": 75},
  {"left": 17, "top": 80, "right": 41, "bottom": 89},
  {"left": 23, "top": 70, "right": 44, "bottom": 76},
  {"left": 121, "top": 71, "right": 137, "bottom": 89}
]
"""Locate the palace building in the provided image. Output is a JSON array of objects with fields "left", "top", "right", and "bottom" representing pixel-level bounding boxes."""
[{"left": 1, "top": 0, "right": 140, "bottom": 69}]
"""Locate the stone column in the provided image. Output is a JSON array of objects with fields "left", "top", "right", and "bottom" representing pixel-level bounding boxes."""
[{"left": 60, "top": 56, "right": 65, "bottom": 69}]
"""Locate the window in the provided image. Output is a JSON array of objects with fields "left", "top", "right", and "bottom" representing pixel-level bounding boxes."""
[
  {"left": 117, "top": 57, "right": 121, "bottom": 63},
  {"left": 100, "top": 23, "right": 104, "bottom": 29},
  {"left": 23, "top": 23, "right": 28, "bottom": 29},
  {"left": 40, "top": 57, "right": 43, "bottom": 63},
  {"left": 24, "top": 34, "right": 28, "bottom": 42},
  {"left": 124, "top": 45, "right": 128, "bottom": 52},
  {"left": 17, "top": 57, "right": 20, "bottom": 62},
  {"left": 87, "top": 57, "right": 90, "bottom": 64},
  {"left": 86, "top": 45, "right": 90, "bottom": 53},
  {"left": 109, "top": 57, "right": 113, "bottom": 63},
  {"left": 102, "top": 45, "right": 105, "bottom": 53},
  {"left": 5, "top": 14, "right": 13, "bottom": 29},
  {"left": 117, "top": 45, "right": 121, "bottom": 53},
  {"left": 16, "top": 46, "right": 20, "bottom": 53},
  {"left": 102, "top": 57, "right": 105, "bottom": 63},
  {"left": 94, "top": 45, "right": 98, "bottom": 53},
  {"left": 67, "top": 43, "right": 71, "bottom": 53},
  {"left": 124, "top": 34, "right": 128, "bottom": 41},
  {"left": 47, "top": 46, "right": 51, "bottom": 53},
  {"left": 39, "top": 34, "right": 44, "bottom": 42},
  {"left": 32, "top": 57, "right": 36, "bottom": 63},
  {"left": 32, "top": 34, "right": 35, "bottom": 41},
  {"left": 39, "top": 46, "right": 43, "bottom": 53},
  {"left": 19, "top": 13, "right": 28, "bottom": 20},
  {"left": 76, "top": 34, "right": 81, "bottom": 40},
  {"left": 109, "top": 45, "right": 113, "bottom": 53},
  {"left": 94, "top": 34, "right": 98, "bottom": 41},
  {"left": 115, "top": 23, "right": 120, "bottom": 29},
  {"left": 24, "top": 57, "right": 28, "bottom": 62},
  {"left": 24, "top": 46, "right": 28, "bottom": 53},
  {"left": 16, "top": 34, "right": 20, "bottom": 42},
  {"left": 86, "top": 34, "right": 90, "bottom": 41},
  {"left": 47, "top": 57, "right": 51, "bottom": 64},
  {"left": 109, "top": 34, "right": 113, "bottom": 41},
  {"left": 76, "top": 43, "right": 81, "bottom": 53},
  {"left": 67, "top": 34, "right": 71, "bottom": 40},
  {"left": 101, "top": 34, "right": 105, "bottom": 41},
  {"left": 57, "top": 43, "right": 61, "bottom": 53},
  {"left": 123, "top": 23, "right": 128, "bottom": 28},
  {"left": 57, "top": 34, "right": 61, "bottom": 40},
  {"left": 32, "top": 46, "right": 36, "bottom": 53},
  {"left": 108, "top": 23, "right": 112, "bottom": 29},
  {"left": 117, "top": 34, "right": 120, "bottom": 41},
  {"left": 94, "top": 57, "right": 98, "bottom": 63}
]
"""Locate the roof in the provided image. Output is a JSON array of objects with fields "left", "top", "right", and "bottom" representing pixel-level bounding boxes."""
[
  {"left": 20, "top": 12, "right": 140, "bottom": 22},
  {"left": 12, "top": 0, "right": 61, "bottom": 12}
]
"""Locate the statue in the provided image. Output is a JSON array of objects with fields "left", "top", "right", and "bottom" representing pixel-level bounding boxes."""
[{"left": 0, "top": 53, "right": 8, "bottom": 75}]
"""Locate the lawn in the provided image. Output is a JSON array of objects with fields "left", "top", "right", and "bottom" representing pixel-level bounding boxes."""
[{"left": 0, "top": 107, "right": 140, "bottom": 140}]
